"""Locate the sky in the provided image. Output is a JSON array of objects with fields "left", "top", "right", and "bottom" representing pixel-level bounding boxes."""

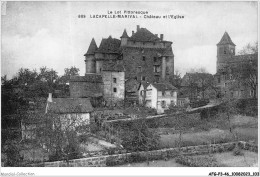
[{"left": 1, "top": 1, "right": 258, "bottom": 79}]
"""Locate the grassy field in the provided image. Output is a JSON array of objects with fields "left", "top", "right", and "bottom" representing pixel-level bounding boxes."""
[
  {"left": 159, "top": 114, "right": 258, "bottom": 148},
  {"left": 117, "top": 151, "right": 258, "bottom": 167}
]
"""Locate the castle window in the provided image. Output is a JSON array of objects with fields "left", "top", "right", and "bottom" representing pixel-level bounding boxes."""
[
  {"left": 137, "top": 66, "right": 142, "bottom": 72},
  {"left": 166, "top": 66, "right": 169, "bottom": 74},
  {"left": 161, "top": 100, "right": 166, "bottom": 108},
  {"left": 100, "top": 68, "right": 102, "bottom": 72},
  {"left": 155, "top": 76, "right": 159, "bottom": 82},
  {"left": 162, "top": 91, "right": 165, "bottom": 96},
  {"left": 142, "top": 56, "right": 146, "bottom": 61},
  {"left": 113, "top": 88, "right": 117, "bottom": 93},
  {"left": 224, "top": 50, "right": 226, "bottom": 54},
  {"left": 154, "top": 66, "right": 160, "bottom": 73},
  {"left": 171, "top": 91, "right": 174, "bottom": 97},
  {"left": 113, "top": 78, "right": 117, "bottom": 83},
  {"left": 154, "top": 57, "right": 157, "bottom": 62},
  {"left": 141, "top": 76, "right": 146, "bottom": 81}
]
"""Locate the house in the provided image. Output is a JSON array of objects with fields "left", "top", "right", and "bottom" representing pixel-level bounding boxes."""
[
  {"left": 125, "top": 78, "right": 140, "bottom": 105},
  {"left": 45, "top": 93, "right": 93, "bottom": 132},
  {"left": 214, "top": 32, "right": 258, "bottom": 99},
  {"left": 138, "top": 81, "right": 150, "bottom": 105},
  {"left": 102, "top": 61, "right": 125, "bottom": 106},
  {"left": 141, "top": 82, "right": 178, "bottom": 113}
]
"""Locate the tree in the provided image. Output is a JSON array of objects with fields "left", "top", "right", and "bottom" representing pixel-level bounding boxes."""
[
  {"left": 238, "top": 42, "right": 258, "bottom": 55},
  {"left": 59, "top": 66, "right": 80, "bottom": 84},
  {"left": 121, "top": 119, "right": 159, "bottom": 152},
  {"left": 231, "top": 42, "right": 258, "bottom": 98},
  {"left": 169, "top": 69, "right": 182, "bottom": 89},
  {"left": 181, "top": 68, "right": 215, "bottom": 100}
]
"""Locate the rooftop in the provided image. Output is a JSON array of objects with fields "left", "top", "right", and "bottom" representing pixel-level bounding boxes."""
[
  {"left": 84, "top": 38, "right": 98, "bottom": 56},
  {"left": 129, "top": 28, "right": 160, "bottom": 42},
  {"left": 96, "top": 36, "right": 121, "bottom": 53},
  {"left": 151, "top": 82, "right": 177, "bottom": 91},
  {"left": 48, "top": 98, "right": 93, "bottom": 113},
  {"left": 70, "top": 74, "right": 103, "bottom": 83},
  {"left": 217, "top": 32, "right": 236, "bottom": 46}
]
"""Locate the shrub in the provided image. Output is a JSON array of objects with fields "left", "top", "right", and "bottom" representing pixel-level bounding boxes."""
[
  {"left": 175, "top": 155, "right": 220, "bottom": 167},
  {"left": 106, "top": 157, "right": 119, "bottom": 166},
  {"left": 233, "top": 145, "right": 244, "bottom": 156},
  {"left": 127, "top": 152, "right": 147, "bottom": 163}
]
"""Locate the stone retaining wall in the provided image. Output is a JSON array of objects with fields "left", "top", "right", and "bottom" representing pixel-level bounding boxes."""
[{"left": 28, "top": 141, "right": 257, "bottom": 167}]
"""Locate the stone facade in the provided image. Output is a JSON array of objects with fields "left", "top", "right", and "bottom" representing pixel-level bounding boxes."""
[
  {"left": 102, "top": 71, "right": 125, "bottom": 104},
  {"left": 70, "top": 75, "right": 103, "bottom": 98}
]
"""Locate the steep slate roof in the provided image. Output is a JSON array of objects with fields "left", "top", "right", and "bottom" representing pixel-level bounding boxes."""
[
  {"left": 70, "top": 74, "right": 103, "bottom": 83},
  {"left": 48, "top": 98, "right": 93, "bottom": 113},
  {"left": 129, "top": 28, "right": 160, "bottom": 42},
  {"left": 84, "top": 38, "right": 98, "bottom": 56},
  {"left": 103, "top": 62, "right": 125, "bottom": 72},
  {"left": 120, "top": 29, "right": 129, "bottom": 38},
  {"left": 140, "top": 81, "right": 150, "bottom": 90},
  {"left": 96, "top": 36, "right": 121, "bottom": 53},
  {"left": 217, "top": 32, "right": 236, "bottom": 46},
  {"left": 151, "top": 82, "right": 177, "bottom": 91}
]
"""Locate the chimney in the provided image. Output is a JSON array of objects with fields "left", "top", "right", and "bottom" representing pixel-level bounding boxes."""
[
  {"left": 132, "top": 31, "right": 135, "bottom": 35},
  {"left": 160, "top": 34, "right": 164, "bottom": 40},
  {"left": 137, "top": 25, "right": 140, "bottom": 31},
  {"left": 155, "top": 34, "right": 158, "bottom": 37},
  {"left": 47, "top": 93, "right": 53, "bottom": 102}
]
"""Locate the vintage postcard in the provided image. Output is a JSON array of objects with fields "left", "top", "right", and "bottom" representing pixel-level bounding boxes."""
[{"left": 1, "top": 1, "right": 258, "bottom": 176}]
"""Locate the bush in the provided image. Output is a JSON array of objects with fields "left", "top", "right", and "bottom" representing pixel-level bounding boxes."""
[
  {"left": 233, "top": 145, "right": 244, "bottom": 156},
  {"left": 127, "top": 152, "right": 147, "bottom": 163},
  {"left": 175, "top": 155, "right": 220, "bottom": 167}
]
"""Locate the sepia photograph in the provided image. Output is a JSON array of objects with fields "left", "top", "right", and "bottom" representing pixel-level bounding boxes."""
[{"left": 1, "top": 1, "right": 258, "bottom": 176}]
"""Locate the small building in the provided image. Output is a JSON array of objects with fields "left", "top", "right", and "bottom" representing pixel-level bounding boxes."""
[
  {"left": 138, "top": 81, "right": 150, "bottom": 105},
  {"left": 125, "top": 78, "right": 140, "bottom": 105},
  {"left": 177, "top": 96, "right": 190, "bottom": 108},
  {"left": 45, "top": 94, "right": 93, "bottom": 132},
  {"left": 141, "top": 82, "right": 178, "bottom": 113},
  {"left": 102, "top": 61, "right": 125, "bottom": 106}
]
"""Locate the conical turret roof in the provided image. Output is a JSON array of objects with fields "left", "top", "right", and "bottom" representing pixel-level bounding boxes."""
[
  {"left": 120, "top": 29, "right": 129, "bottom": 38},
  {"left": 217, "top": 32, "right": 236, "bottom": 46},
  {"left": 84, "top": 38, "right": 98, "bottom": 56}
]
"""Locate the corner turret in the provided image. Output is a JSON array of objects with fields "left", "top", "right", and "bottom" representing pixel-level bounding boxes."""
[{"left": 84, "top": 38, "right": 98, "bottom": 74}]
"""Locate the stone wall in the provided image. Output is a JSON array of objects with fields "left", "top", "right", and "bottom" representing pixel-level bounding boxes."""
[
  {"left": 102, "top": 71, "right": 125, "bottom": 104},
  {"left": 122, "top": 47, "right": 173, "bottom": 83},
  {"left": 70, "top": 81, "right": 103, "bottom": 98},
  {"left": 28, "top": 141, "right": 257, "bottom": 167}
]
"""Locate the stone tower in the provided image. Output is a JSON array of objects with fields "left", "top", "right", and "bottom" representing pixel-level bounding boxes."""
[
  {"left": 216, "top": 32, "right": 236, "bottom": 71},
  {"left": 120, "top": 29, "right": 129, "bottom": 46},
  {"left": 84, "top": 38, "right": 98, "bottom": 74}
]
